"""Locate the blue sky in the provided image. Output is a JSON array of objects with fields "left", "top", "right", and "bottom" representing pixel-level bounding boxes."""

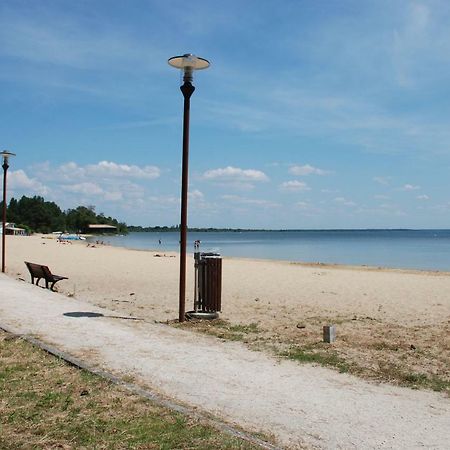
[{"left": 1, "top": 0, "right": 450, "bottom": 228}]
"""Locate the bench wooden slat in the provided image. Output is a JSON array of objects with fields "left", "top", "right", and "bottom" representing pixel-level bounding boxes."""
[{"left": 24, "top": 261, "right": 68, "bottom": 291}]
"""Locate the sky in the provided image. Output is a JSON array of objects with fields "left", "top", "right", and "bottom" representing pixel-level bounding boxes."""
[{"left": 1, "top": 0, "right": 450, "bottom": 229}]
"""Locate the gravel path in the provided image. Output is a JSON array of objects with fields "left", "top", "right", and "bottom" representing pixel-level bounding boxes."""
[{"left": 1, "top": 274, "right": 449, "bottom": 449}]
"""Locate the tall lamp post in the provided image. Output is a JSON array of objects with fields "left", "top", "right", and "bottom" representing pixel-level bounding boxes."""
[
  {"left": 1, "top": 150, "right": 15, "bottom": 273},
  {"left": 168, "top": 53, "right": 210, "bottom": 322}
]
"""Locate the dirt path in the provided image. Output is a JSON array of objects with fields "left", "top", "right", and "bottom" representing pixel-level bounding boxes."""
[{"left": 1, "top": 274, "right": 449, "bottom": 449}]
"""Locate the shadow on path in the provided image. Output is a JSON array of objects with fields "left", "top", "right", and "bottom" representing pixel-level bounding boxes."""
[
  {"left": 64, "top": 311, "right": 104, "bottom": 318},
  {"left": 63, "top": 311, "right": 144, "bottom": 321}
]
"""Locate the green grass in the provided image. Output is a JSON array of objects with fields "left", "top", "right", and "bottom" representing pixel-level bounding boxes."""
[
  {"left": 282, "top": 346, "right": 350, "bottom": 373},
  {"left": 177, "top": 319, "right": 263, "bottom": 343},
  {"left": 228, "top": 323, "right": 261, "bottom": 334},
  {"left": 282, "top": 346, "right": 449, "bottom": 392},
  {"left": 0, "top": 331, "right": 263, "bottom": 449},
  {"left": 376, "top": 363, "right": 450, "bottom": 392}
]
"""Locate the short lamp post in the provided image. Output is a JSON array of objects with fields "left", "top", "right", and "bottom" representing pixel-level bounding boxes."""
[
  {"left": 1, "top": 150, "right": 15, "bottom": 273},
  {"left": 168, "top": 53, "right": 210, "bottom": 322}
]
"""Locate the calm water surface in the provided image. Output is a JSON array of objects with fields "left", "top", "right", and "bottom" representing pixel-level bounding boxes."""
[{"left": 97, "top": 230, "right": 450, "bottom": 272}]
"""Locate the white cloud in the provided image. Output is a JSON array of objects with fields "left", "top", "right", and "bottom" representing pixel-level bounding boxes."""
[
  {"left": 289, "top": 164, "right": 329, "bottom": 176},
  {"left": 416, "top": 194, "right": 429, "bottom": 200},
  {"left": 58, "top": 162, "right": 84, "bottom": 180},
  {"left": 402, "top": 184, "right": 420, "bottom": 191},
  {"left": 9, "top": 169, "right": 49, "bottom": 196},
  {"left": 85, "top": 161, "right": 160, "bottom": 179},
  {"left": 40, "top": 160, "right": 161, "bottom": 183},
  {"left": 203, "top": 166, "right": 268, "bottom": 182},
  {"left": 279, "top": 180, "right": 311, "bottom": 191},
  {"left": 11, "top": 161, "right": 158, "bottom": 214},
  {"left": 62, "top": 182, "right": 104, "bottom": 195},
  {"left": 188, "top": 190, "right": 204, "bottom": 201}
]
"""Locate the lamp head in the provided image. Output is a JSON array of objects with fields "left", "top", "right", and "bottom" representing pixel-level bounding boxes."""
[
  {"left": 168, "top": 54, "right": 210, "bottom": 83},
  {"left": 1, "top": 151, "right": 15, "bottom": 166}
]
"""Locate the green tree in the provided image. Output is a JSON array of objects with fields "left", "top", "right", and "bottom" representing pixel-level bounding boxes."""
[
  {"left": 7, "top": 198, "right": 18, "bottom": 223},
  {"left": 5, "top": 196, "right": 127, "bottom": 234},
  {"left": 11, "top": 196, "right": 65, "bottom": 233},
  {"left": 65, "top": 206, "right": 98, "bottom": 233}
]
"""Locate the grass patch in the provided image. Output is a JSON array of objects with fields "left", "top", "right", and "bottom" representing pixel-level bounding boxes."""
[
  {"left": 0, "top": 331, "right": 262, "bottom": 449},
  {"left": 376, "top": 363, "right": 450, "bottom": 393},
  {"left": 282, "top": 346, "right": 350, "bottom": 373},
  {"left": 403, "top": 372, "right": 428, "bottom": 385},
  {"left": 177, "top": 319, "right": 262, "bottom": 343},
  {"left": 228, "top": 323, "right": 261, "bottom": 334}
]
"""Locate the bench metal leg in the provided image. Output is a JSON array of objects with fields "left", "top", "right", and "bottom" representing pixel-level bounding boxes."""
[
  {"left": 31, "top": 277, "right": 42, "bottom": 287},
  {"left": 50, "top": 280, "right": 62, "bottom": 291}
]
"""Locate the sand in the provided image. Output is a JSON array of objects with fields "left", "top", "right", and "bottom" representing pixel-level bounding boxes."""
[
  {"left": 5, "top": 234, "right": 450, "bottom": 387},
  {"left": 2, "top": 233, "right": 450, "bottom": 448},
  {"left": 2, "top": 274, "right": 450, "bottom": 449}
]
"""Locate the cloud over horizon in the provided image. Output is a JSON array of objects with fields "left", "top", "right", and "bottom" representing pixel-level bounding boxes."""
[
  {"left": 279, "top": 180, "right": 311, "bottom": 192},
  {"left": 203, "top": 166, "right": 269, "bottom": 182},
  {"left": 289, "top": 164, "right": 329, "bottom": 176}
]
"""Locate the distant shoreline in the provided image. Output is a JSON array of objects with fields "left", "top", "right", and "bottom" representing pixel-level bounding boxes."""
[{"left": 128, "top": 227, "right": 450, "bottom": 233}]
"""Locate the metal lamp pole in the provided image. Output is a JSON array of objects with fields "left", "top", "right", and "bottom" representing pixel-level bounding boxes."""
[
  {"left": 1, "top": 150, "right": 15, "bottom": 273},
  {"left": 168, "top": 54, "right": 210, "bottom": 322}
]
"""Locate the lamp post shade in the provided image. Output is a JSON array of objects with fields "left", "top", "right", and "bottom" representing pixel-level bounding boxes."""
[
  {"left": 1, "top": 151, "right": 16, "bottom": 165},
  {"left": 168, "top": 54, "right": 210, "bottom": 83},
  {"left": 168, "top": 54, "right": 210, "bottom": 70}
]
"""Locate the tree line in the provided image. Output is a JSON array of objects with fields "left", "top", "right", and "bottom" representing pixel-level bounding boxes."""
[
  {"left": 2, "top": 195, "right": 127, "bottom": 234},
  {"left": 127, "top": 225, "right": 265, "bottom": 232}
]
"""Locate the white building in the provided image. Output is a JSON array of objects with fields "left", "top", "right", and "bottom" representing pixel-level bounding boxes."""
[{"left": 0, "top": 222, "right": 26, "bottom": 236}]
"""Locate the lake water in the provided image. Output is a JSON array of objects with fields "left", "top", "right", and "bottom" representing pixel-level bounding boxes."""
[{"left": 97, "top": 230, "right": 450, "bottom": 272}]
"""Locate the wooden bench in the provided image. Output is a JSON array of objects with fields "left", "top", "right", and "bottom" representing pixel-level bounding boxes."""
[{"left": 24, "top": 261, "right": 68, "bottom": 291}]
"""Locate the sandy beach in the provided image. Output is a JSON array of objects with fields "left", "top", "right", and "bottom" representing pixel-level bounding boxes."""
[{"left": 5, "top": 234, "right": 450, "bottom": 390}]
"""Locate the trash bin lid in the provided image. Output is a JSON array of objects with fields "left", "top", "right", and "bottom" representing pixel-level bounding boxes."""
[{"left": 200, "top": 252, "right": 221, "bottom": 258}]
